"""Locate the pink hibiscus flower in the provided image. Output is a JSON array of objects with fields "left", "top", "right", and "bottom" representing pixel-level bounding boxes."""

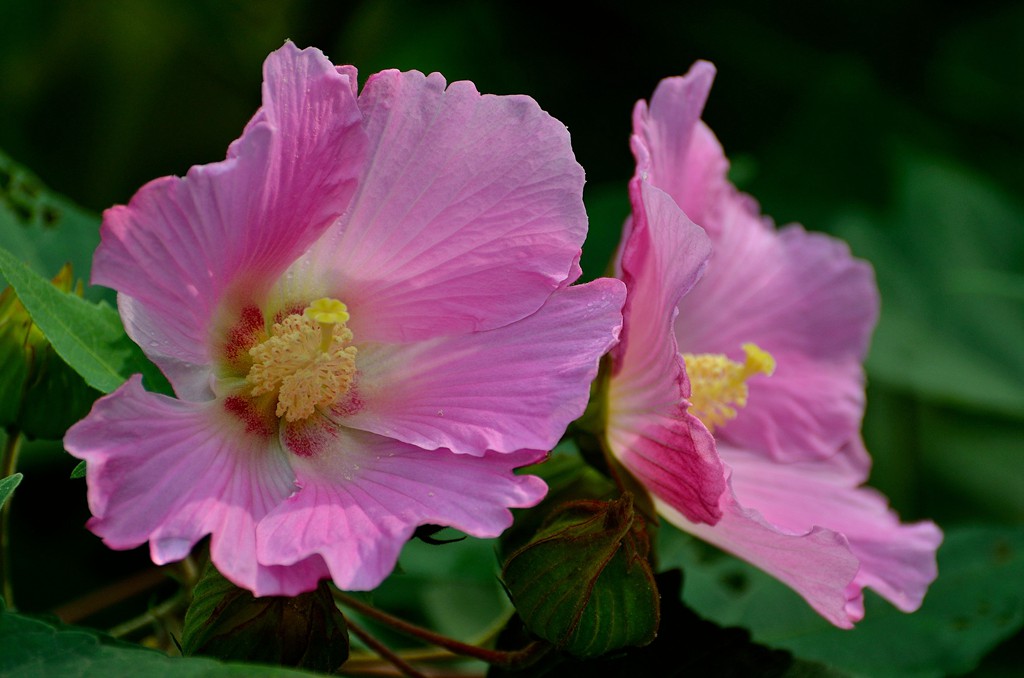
[
  {"left": 65, "top": 43, "right": 625, "bottom": 597},
  {"left": 605, "top": 62, "right": 941, "bottom": 628}
]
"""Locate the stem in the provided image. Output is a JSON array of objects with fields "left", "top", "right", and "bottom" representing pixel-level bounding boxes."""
[
  {"left": 1, "top": 428, "right": 23, "bottom": 610},
  {"left": 107, "top": 591, "right": 187, "bottom": 639},
  {"left": 346, "top": 617, "right": 430, "bottom": 678},
  {"left": 335, "top": 591, "right": 550, "bottom": 670},
  {"left": 53, "top": 567, "right": 168, "bottom": 624}
]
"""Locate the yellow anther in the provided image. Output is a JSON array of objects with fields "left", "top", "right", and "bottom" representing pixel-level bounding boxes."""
[
  {"left": 247, "top": 299, "right": 357, "bottom": 422},
  {"left": 683, "top": 343, "right": 775, "bottom": 431}
]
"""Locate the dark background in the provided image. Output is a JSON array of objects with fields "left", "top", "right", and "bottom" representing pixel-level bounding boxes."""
[{"left": 1, "top": 1, "right": 1021, "bottom": 674}]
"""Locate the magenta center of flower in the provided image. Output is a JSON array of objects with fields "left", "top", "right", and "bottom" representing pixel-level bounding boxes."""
[
  {"left": 245, "top": 298, "right": 358, "bottom": 423},
  {"left": 683, "top": 343, "right": 774, "bottom": 431}
]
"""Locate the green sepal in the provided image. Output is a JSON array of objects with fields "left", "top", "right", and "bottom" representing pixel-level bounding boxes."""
[
  {"left": 489, "top": 570, "right": 845, "bottom": 677},
  {"left": 501, "top": 493, "right": 659, "bottom": 657},
  {"left": 182, "top": 560, "right": 349, "bottom": 673}
]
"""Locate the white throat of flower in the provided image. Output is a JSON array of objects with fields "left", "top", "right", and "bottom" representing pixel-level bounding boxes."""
[
  {"left": 246, "top": 298, "right": 357, "bottom": 422},
  {"left": 683, "top": 342, "right": 775, "bottom": 431}
]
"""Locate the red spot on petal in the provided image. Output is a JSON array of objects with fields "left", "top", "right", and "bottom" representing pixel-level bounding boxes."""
[
  {"left": 274, "top": 303, "right": 306, "bottom": 325},
  {"left": 223, "top": 305, "right": 266, "bottom": 362},
  {"left": 224, "top": 395, "right": 276, "bottom": 437},
  {"left": 330, "top": 385, "right": 364, "bottom": 417},
  {"left": 283, "top": 418, "right": 338, "bottom": 458}
]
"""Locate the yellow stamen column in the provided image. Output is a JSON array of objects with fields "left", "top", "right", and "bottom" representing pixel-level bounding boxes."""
[
  {"left": 246, "top": 298, "right": 358, "bottom": 422},
  {"left": 683, "top": 343, "right": 775, "bottom": 431}
]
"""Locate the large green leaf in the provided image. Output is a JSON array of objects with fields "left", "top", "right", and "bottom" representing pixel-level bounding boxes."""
[
  {"left": 660, "top": 524, "right": 1024, "bottom": 678},
  {"left": 0, "top": 599, "right": 323, "bottom": 677},
  {"left": 368, "top": 532, "right": 512, "bottom": 644},
  {"left": 0, "top": 265, "right": 102, "bottom": 438},
  {"left": 0, "top": 246, "right": 168, "bottom": 395},
  {"left": 835, "top": 158, "right": 1024, "bottom": 418},
  {"left": 0, "top": 149, "right": 105, "bottom": 302}
]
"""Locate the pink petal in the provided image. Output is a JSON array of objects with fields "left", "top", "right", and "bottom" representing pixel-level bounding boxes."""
[
  {"left": 609, "top": 405, "right": 723, "bottom": 526},
  {"left": 95, "top": 43, "right": 367, "bottom": 398},
  {"left": 607, "top": 179, "right": 725, "bottom": 524},
  {"left": 257, "top": 423, "right": 546, "bottom": 590},
  {"left": 338, "top": 279, "right": 625, "bottom": 455},
  {"left": 723, "top": 354, "right": 867, "bottom": 464},
  {"left": 665, "top": 444, "right": 941, "bottom": 628},
  {"left": 725, "top": 447, "right": 942, "bottom": 614},
  {"left": 676, "top": 202, "right": 879, "bottom": 460},
  {"left": 305, "top": 69, "right": 588, "bottom": 343},
  {"left": 632, "top": 62, "right": 731, "bottom": 226},
  {"left": 63, "top": 375, "right": 330, "bottom": 596},
  {"left": 660, "top": 491, "right": 863, "bottom": 628},
  {"left": 612, "top": 180, "right": 710, "bottom": 406}
]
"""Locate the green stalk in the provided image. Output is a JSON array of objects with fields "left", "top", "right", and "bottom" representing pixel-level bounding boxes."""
[
  {"left": 335, "top": 590, "right": 550, "bottom": 671},
  {"left": 1, "top": 428, "right": 24, "bottom": 610}
]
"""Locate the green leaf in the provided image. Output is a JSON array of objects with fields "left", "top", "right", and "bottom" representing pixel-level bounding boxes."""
[
  {"left": 502, "top": 493, "right": 659, "bottom": 657},
  {"left": 0, "top": 599, "right": 321, "bottom": 677},
  {"left": 0, "top": 149, "right": 106, "bottom": 302},
  {"left": 0, "top": 265, "right": 102, "bottom": 438},
  {"left": 834, "top": 158, "right": 1024, "bottom": 417},
  {"left": 367, "top": 533, "right": 512, "bottom": 644},
  {"left": 182, "top": 561, "right": 349, "bottom": 673},
  {"left": 70, "top": 461, "right": 86, "bottom": 479},
  {"left": 0, "top": 473, "right": 22, "bottom": 509},
  {"left": 659, "top": 524, "right": 1024, "bottom": 678},
  {"left": 0, "top": 246, "right": 169, "bottom": 395}
]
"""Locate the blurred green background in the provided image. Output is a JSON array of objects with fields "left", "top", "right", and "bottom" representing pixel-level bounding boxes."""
[{"left": 1, "top": 1, "right": 1021, "bottom": 675}]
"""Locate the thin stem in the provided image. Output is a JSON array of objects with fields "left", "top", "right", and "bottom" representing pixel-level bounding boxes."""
[
  {"left": 107, "top": 591, "right": 188, "bottom": 639},
  {"left": 1, "top": 428, "right": 23, "bottom": 610},
  {"left": 335, "top": 591, "right": 550, "bottom": 670},
  {"left": 53, "top": 567, "right": 169, "bottom": 624},
  {"left": 346, "top": 616, "right": 430, "bottom": 678}
]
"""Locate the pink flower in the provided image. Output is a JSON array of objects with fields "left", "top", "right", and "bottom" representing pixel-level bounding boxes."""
[
  {"left": 605, "top": 62, "right": 941, "bottom": 628},
  {"left": 64, "top": 43, "right": 625, "bottom": 596}
]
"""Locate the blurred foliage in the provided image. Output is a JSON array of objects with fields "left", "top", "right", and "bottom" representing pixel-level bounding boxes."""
[
  {"left": 0, "top": 0, "right": 1020, "bottom": 675},
  {"left": 660, "top": 524, "right": 1024, "bottom": 678},
  {"left": 0, "top": 598, "right": 322, "bottom": 677}
]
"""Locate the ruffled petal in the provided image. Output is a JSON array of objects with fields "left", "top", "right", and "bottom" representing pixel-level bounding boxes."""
[
  {"left": 95, "top": 43, "right": 367, "bottom": 398},
  {"left": 723, "top": 354, "right": 867, "bottom": 464},
  {"left": 258, "top": 422, "right": 546, "bottom": 590},
  {"left": 338, "top": 279, "right": 624, "bottom": 455},
  {"left": 676, "top": 202, "right": 879, "bottom": 459},
  {"left": 63, "top": 375, "right": 330, "bottom": 596},
  {"left": 305, "top": 69, "right": 588, "bottom": 343},
  {"left": 659, "top": 491, "right": 862, "bottom": 628},
  {"left": 611, "top": 180, "right": 710, "bottom": 407},
  {"left": 609, "top": 405, "right": 723, "bottom": 526},
  {"left": 607, "top": 179, "right": 725, "bottom": 524},
  {"left": 632, "top": 62, "right": 731, "bottom": 226},
  {"left": 725, "top": 447, "right": 942, "bottom": 614},
  {"left": 664, "top": 444, "right": 941, "bottom": 628}
]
